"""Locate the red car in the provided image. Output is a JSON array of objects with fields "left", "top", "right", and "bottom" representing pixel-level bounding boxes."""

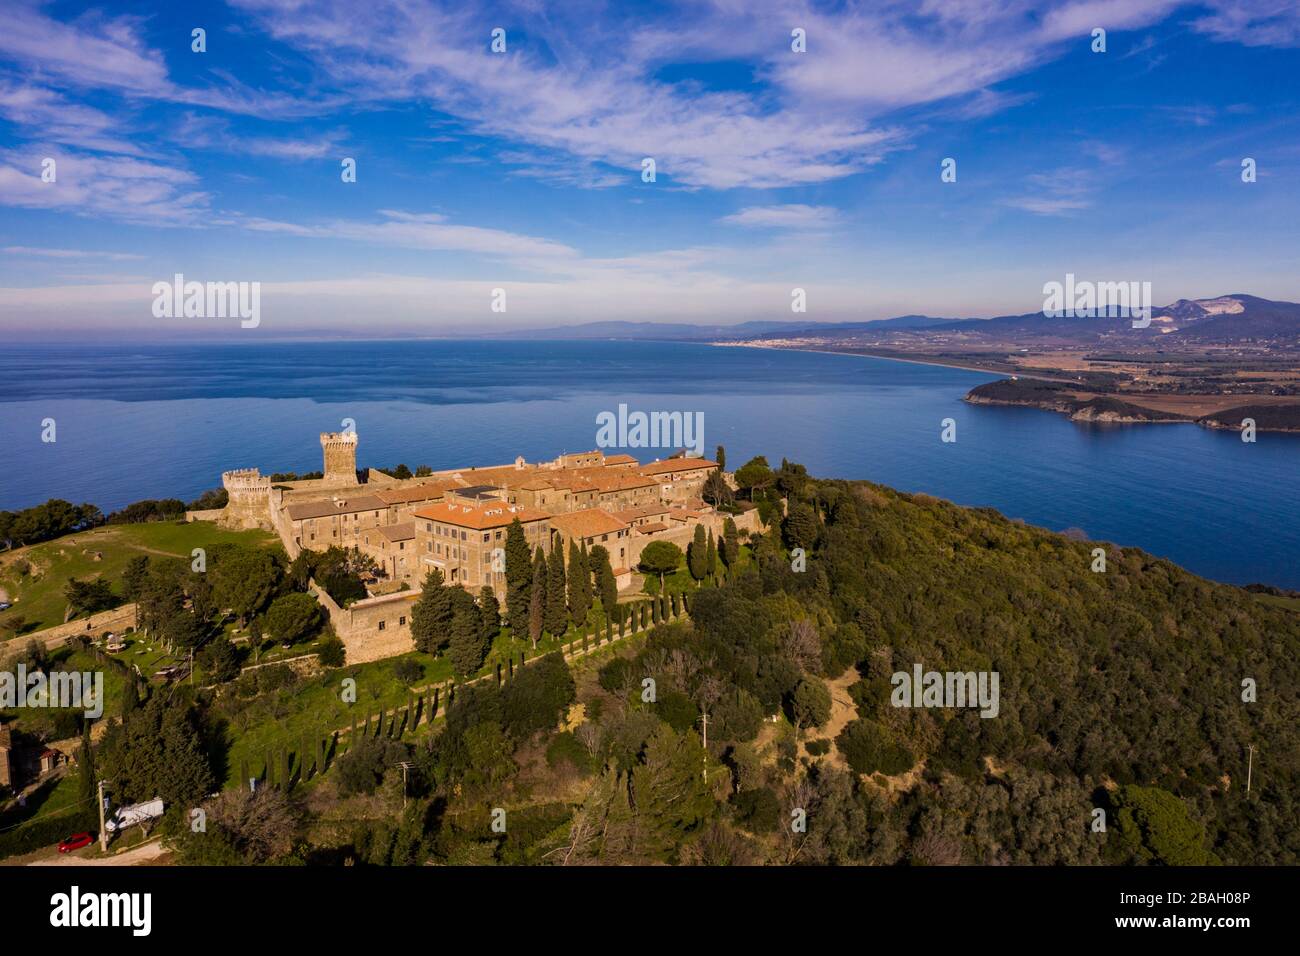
[{"left": 57, "top": 832, "right": 94, "bottom": 853}]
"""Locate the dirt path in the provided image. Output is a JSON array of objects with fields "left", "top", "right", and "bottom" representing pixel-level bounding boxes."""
[
  {"left": 22, "top": 839, "right": 168, "bottom": 867},
  {"left": 802, "top": 667, "right": 859, "bottom": 769}
]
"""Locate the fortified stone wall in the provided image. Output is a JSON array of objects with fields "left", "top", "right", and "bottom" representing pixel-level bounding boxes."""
[
  {"left": 220, "top": 468, "right": 273, "bottom": 530},
  {"left": 3, "top": 604, "right": 140, "bottom": 654},
  {"left": 312, "top": 581, "right": 417, "bottom": 665}
]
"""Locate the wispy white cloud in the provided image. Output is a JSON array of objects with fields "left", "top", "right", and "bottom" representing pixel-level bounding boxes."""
[
  {"left": 1191, "top": 1, "right": 1300, "bottom": 47},
  {"left": 2, "top": 246, "right": 146, "bottom": 260},
  {"left": 0, "top": 147, "right": 210, "bottom": 225},
  {"left": 239, "top": 209, "right": 580, "bottom": 260},
  {"left": 719, "top": 204, "right": 841, "bottom": 229}
]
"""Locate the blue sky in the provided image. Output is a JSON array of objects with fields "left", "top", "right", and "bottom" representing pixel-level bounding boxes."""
[{"left": 1, "top": 0, "right": 1299, "bottom": 339}]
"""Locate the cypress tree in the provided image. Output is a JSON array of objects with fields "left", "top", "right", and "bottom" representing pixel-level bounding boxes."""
[
  {"left": 722, "top": 517, "right": 739, "bottom": 569},
  {"left": 478, "top": 585, "right": 500, "bottom": 644},
  {"left": 121, "top": 676, "right": 139, "bottom": 717},
  {"left": 567, "top": 539, "right": 589, "bottom": 625},
  {"left": 590, "top": 544, "right": 618, "bottom": 617},
  {"left": 716, "top": 445, "right": 726, "bottom": 472},
  {"left": 528, "top": 546, "right": 546, "bottom": 648},
  {"left": 578, "top": 541, "right": 594, "bottom": 605},
  {"left": 410, "top": 568, "right": 454, "bottom": 654},
  {"left": 504, "top": 518, "right": 532, "bottom": 639},
  {"left": 706, "top": 529, "right": 717, "bottom": 581},
  {"left": 546, "top": 546, "right": 568, "bottom": 637},
  {"left": 688, "top": 524, "right": 707, "bottom": 581},
  {"left": 450, "top": 587, "right": 487, "bottom": 678}
]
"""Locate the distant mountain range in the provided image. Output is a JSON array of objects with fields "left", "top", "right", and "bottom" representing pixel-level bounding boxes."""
[{"left": 487, "top": 295, "right": 1300, "bottom": 346}]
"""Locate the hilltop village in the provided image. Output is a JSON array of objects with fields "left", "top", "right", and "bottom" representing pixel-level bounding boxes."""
[{"left": 205, "top": 433, "right": 756, "bottom": 662}]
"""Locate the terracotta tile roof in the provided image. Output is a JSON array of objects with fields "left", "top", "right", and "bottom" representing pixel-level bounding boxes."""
[
  {"left": 373, "top": 481, "right": 459, "bottom": 505},
  {"left": 286, "top": 495, "right": 386, "bottom": 520},
  {"left": 379, "top": 522, "right": 416, "bottom": 542},
  {"left": 604, "top": 454, "right": 639, "bottom": 465},
  {"left": 636, "top": 521, "right": 669, "bottom": 534},
  {"left": 617, "top": 504, "right": 672, "bottom": 520},
  {"left": 547, "top": 508, "right": 629, "bottom": 539},
  {"left": 412, "top": 500, "right": 549, "bottom": 531},
  {"left": 639, "top": 457, "right": 718, "bottom": 476}
]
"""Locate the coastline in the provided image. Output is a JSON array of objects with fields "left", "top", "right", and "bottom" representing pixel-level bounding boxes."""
[
  {"left": 714, "top": 342, "right": 1300, "bottom": 434},
  {"left": 709, "top": 341, "right": 1011, "bottom": 378}
]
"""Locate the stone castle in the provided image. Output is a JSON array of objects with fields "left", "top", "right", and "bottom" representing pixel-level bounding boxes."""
[{"left": 200, "top": 431, "right": 754, "bottom": 664}]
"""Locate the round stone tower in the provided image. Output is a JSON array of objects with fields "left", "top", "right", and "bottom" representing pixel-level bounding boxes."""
[
  {"left": 320, "top": 431, "right": 359, "bottom": 484},
  {"left": 221, "top": 468, "right": 272, "bottom": 529}
]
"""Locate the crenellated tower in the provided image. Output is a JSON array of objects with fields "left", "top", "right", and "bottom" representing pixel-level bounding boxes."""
[
  {"left": 320, "top": 431, "right": 359, "bottom": 484},
  {"left": 221, "top": 468, "right": 272, "bottom": 529}
]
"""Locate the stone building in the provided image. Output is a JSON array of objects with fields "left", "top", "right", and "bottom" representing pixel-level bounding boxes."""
[
  {"left": 547, "top": 508, "right": 635, "bottom": 572},
  {"left": 410, "top": 500, "right": 551, "bottom": 594},
  {"left": 206, "top": 431, "right": 732, "bottom": 661},
  {"left": 359, "top": 522, "right": 417, "bottom": 583},
  {"left": 285, "top": 494, "right": 386, "bottom": 549}
]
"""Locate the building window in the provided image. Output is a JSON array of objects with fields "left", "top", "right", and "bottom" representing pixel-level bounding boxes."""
[
  {"left": 378, "top": 620, "right": 386, "bottom": 631},
  {"left": 399, "top": 616, "right": 406, "bottom": 626}
]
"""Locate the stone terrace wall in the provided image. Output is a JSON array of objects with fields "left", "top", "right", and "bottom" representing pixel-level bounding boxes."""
[{"left": 5, "top": 603, "right": 139, "bottom": 653}]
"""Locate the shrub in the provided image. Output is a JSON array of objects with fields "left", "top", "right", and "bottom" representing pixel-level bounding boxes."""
[
  {"left": 836, "top": 719, "right": 914, "bottom": 776},
  {"left": 393, "top": 658, "right": 423, "bottom": 685},
  {"left": 731, "top": 788, "right": 781, "bottom": 833},
  {"left": 545, "top": 732, "right": 592, "bottom": 775},
  {"left": 317, "top": 636, "right": 345, "bottom": 668}
]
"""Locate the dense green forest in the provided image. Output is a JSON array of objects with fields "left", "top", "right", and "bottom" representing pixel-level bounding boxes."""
[
  {"left": 14, "top": 468, "right": 1294, "bottom": 866},
  {"left": 234, "top": 474, "right": 1300, "bottom": 863}
]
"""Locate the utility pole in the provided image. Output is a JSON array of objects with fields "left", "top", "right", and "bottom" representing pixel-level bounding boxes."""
[
  {"left": 97, "top": 779, "right": 109, "bottom": 853},
  {"left": 1246, "top": 744, "right": 1256, "bottom": 794},
  {"left": 698, "top": 713, "right": 709, "bottom": 782},
  {"left": 398, "top": 761, "right": 413, "bottom": 808}
]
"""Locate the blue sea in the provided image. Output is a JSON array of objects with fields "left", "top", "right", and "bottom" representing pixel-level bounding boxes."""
[{"left": 1, "top": 340, "right": 1297, "bottom": 588}]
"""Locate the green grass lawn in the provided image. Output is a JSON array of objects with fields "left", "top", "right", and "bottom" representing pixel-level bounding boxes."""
[
  {"left": 1253, "top": 592, "right": 1300, "bottom": 613},
  {"left": 640, "top": 544, "right": 753, "bottom": 596},
  {"left": 0, "top": 520, "right": 279, "bottom": 635}
]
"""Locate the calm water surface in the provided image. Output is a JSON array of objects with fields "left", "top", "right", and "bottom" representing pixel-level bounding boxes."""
[{"left": 1, "top": 340, "right": 1296, "bottom": 588}]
